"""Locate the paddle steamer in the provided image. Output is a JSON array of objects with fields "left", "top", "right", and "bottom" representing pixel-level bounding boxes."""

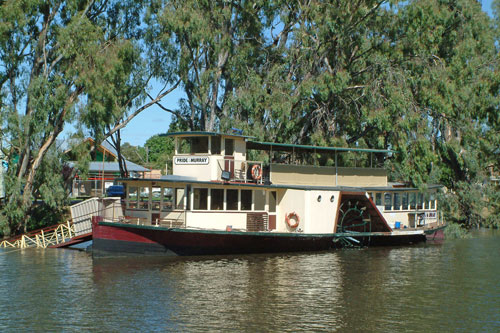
[{"left": 92, "top": 131, "right": 445, "bottom": 256}]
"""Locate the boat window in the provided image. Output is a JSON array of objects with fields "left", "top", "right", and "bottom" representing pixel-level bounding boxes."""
[
  {"left": 375, "top": 193, "right": 382, "bottom": 206},
  {"left": 402, "top": 193, "right": 409, "bottom": 210},
  {"left": 128, "top": 186, "right": 138, "bottom": 209},
  {"left": 211, "top": 136, "right": 221, "bottom": 155},
  {"left": 226, "top": 189, "right": 238, "bottom": 210},
  {"left": 410, "top": 193, "right": 416, "bottom": 210},
  {"left": 224, "top": 139, "right": 234, "bottom": 156},
  {"left": 193, "top": 188, "right": 208, "bottom": 210},
  {"left": 254, "top": 190, "right": 266, "bottom": 211},
  {"left": 384, "top": 193, "right": 392, "bottom": 211},
  {"left": 152, "top": 186, "right": 161, "bottom": 210},
  {"left": 241, "top": 190, "right": 252, "bottom": 210},
  {"left": 162, "top": 187, "right": 174, "bottom": 211},
  {"left": 430, "top": 193, "right": 436, "bottom": 209},
  {"left": 178, "top": 136, "right": 209, "bottom": 154},
  {"left": 417, "top": 193, "right": 423, "bottom": 210},
  {"left": 269, "top": 191, "right": 277, "bottom": 213},
  {"left": 210, "top": 189, "right": 224, "bottom": 210},
  {"left": 139, "top": 187, "right": 149, "bottom": 209},
  {"left": 393, "top": 193, "right": 401, "bottom": 210},
  {"left": 175, "top": 188, "right": 185, "bottom": 209}
]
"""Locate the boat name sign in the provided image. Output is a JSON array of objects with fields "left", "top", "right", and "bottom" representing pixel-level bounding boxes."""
[{"left": 174, "top": 156, "right": 210, "bottom": 165}]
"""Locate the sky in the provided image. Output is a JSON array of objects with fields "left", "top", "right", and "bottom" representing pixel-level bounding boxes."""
[{"left": 113, "top": 0, "right": 496, "bottom": 147}]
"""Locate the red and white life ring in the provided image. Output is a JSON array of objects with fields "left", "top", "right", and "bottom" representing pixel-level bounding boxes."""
[
  {"left": 251, "top": 164, "right": 262, "bottom": 180},
  {"left": 286, "top": 212, "right": 300, "bottom": 229}
]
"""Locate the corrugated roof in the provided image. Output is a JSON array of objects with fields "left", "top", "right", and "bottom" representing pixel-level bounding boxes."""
[{"left": 87, "top": 161, "right": 150, "bottom": 172}]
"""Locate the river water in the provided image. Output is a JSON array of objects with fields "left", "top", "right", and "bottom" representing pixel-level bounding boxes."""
[{"left": 0, "top": 229, "right": 498, "bottom": 332}]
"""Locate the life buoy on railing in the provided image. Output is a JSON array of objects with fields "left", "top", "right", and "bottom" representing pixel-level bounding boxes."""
[
  {"left": 286, "top": 212, "right": 300, "bottom": 229},
  {"left": 251, "top": 164, "right": 262, "bottom": 180}
]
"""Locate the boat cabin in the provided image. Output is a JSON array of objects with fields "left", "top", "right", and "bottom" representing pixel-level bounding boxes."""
[{"left": 102, "top": 132, "right": 443, "bottom": 234}]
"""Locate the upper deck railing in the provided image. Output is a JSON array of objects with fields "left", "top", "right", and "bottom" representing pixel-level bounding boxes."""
[{"left": 217, "top": 158, "right": 264, "bottom": 184}]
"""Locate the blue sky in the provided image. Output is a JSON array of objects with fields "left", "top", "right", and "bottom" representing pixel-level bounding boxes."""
[{"left": 118, "top": 0, "right": 495, "bottom": 147}]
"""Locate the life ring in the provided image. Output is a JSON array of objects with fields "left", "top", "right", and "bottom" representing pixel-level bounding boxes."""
[
  {"left": 251, "top": 164, "right": 262, "bottom": 180},
  {"left": 286, "top": 212, "right": 300, "bottom": 229}
]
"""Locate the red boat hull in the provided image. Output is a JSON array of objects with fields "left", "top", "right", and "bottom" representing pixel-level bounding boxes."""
[{"left": 92, "top": 217, "right": 427, "bottom": 257}]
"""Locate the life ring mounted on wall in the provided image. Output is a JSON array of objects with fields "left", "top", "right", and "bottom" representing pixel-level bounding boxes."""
[
  {"left": 286, "top": 212, "right": 300, "bottom": 229},
  {"left": 251, "top": 164, "right": 262, "bottom": 180}
]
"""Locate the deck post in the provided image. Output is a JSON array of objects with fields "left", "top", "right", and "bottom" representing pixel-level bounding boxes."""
[{"left": 335, "top": 151, "right": 338, "bottom": 186}]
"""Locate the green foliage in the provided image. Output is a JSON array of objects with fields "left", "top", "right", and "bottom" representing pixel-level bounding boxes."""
[
  {"left": 144, "top": 135, "right": 175, "bottom": 171},
  {"left": 444, "top": 223, "right": 470, "bottom": 239},
  {"left": 1, "top": 0, "right": 499, "bottom": 235},
  {"left": 121, "top": 142, "right": 147, "bottom": 166},
  {"left": 0, "top": 0, "right": 150, "bottom": 235}
]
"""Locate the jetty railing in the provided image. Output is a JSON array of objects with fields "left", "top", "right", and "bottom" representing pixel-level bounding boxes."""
[
  {"left": 0, "top": 221, "right": 75, "bottom": 249},
  {"left": 0, "top": 197, "right": 122, "bottom": 249}
]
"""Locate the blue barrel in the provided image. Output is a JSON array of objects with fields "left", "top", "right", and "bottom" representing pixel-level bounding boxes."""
[{"left": 395, "top": 222, "right": 401, "bottom": 229}]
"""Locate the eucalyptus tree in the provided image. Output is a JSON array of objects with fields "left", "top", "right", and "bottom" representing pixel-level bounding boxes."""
[
  {"left": 0, "top": 0, "right": 166, "bottom": 234},
  {"left": 146, "top": 0, "right": 273, "bottom": 131},
  {"left": 387, "top": 0, "right": 499, "bottom": 225}
]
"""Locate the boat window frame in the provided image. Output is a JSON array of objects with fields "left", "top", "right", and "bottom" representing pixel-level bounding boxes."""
[
  {"left": 138, "top": 186, "right": 149, "bottom": 210},
  {"left": 210, "top": 188, "right": 224, "bottom": 210},
  {"left": 402, "top": 192, "right": 409, "bottom": 210},
  {"left": 193, "top": 187, "right": 208, "bottom": 210},
  {"left": 417, "top": 193, "right": 424, "bottom": 210},
  {"left": 393, "top": 193, "right": 401, "bottom": 211},
  {"left": 162, "top": 187, "right": 175, "bottom": 211},
  {"left": 224, "top": 138, "right": 234, "bottom": 156},
  {"left": 409, "top": 192, "right": 416, "bottom": 210},
  {"left": 240, "top": 189, "right": 252, "bottom": 211},
  {"left": 211, "top": 136, "right": 221, "bottom": 155},
  {"left": 177, "top": 136, "right": 209, "bottom": 155},
  {"left": 127, "top": 186, "right": 139, "bottom": 209},
  {"left": 430, "top": 193, "right": 436, "bottom": 209},
  {"left": 226, "top": 188, "right": 239, "bottom": 210},
  {"left": 253, "top": 189, "right": 266, "bottom": 211},
  {"left": 384, "top": 192, "right": 392, "bottom": 211}
]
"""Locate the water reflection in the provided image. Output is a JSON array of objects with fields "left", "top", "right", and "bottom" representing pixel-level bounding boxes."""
[{"left": 0, "top": 229, "right": 498, "bottom": 332}]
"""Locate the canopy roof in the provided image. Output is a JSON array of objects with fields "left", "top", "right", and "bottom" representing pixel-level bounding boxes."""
[
  {"left": 162, "top": 131, "right": 255, "bottom": 140},
  {"left": 246, "top": 141, "right": 394, "bottom": 154},
  {"left": 162, "top": 131, "right": 393, "bottom": 154}
]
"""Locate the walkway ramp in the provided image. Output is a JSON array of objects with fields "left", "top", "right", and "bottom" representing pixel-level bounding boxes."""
[{"left": 0, "top": 197, "right": 122, "bottom": 249}]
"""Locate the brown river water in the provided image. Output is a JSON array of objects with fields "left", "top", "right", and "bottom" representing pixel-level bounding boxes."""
[{"left": 0, "top": 229, "right": 498, "bottom": 332}]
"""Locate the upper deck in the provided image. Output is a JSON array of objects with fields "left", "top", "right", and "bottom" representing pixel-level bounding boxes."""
[{"left": 166, "top": 131, "right": 392, "bottom": 188}]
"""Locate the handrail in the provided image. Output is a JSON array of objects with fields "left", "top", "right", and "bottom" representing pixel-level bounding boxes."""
[{"left": 0, "top": 221, "right": 77, "bottom": 249}]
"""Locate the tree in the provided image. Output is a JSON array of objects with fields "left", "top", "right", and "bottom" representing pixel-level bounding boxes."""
[
  {"left": 147, "top": 0, "right": 273, "bottom": 131},
  {"left": 143, "top": 134, "right": 175, "bottom": 172},
  {"left": 0, "top": 1, "right": 174, "bottom": 234},
  {"left": 386, "top": 0, "right": 499, "bottom": 226}
]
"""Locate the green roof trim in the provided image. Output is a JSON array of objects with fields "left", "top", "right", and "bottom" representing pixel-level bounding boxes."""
[
  {"left": 161, "top": 131, "right": 255, "bottom": 139},
  {"left": 246, "top": 141, "right": 394, "bottom": 154}
]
